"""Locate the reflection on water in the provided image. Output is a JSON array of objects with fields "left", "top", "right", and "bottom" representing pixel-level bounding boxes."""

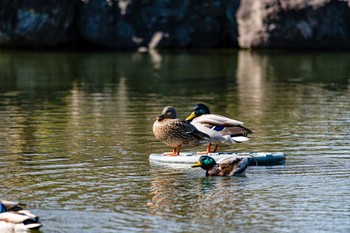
[{"left": 0, "top": 49, "right": 349, "bottom": 232}]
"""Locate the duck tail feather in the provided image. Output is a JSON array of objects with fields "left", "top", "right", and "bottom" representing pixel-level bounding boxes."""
[{"left": 232, "top": 158, "right": 249, "bottom": 176}]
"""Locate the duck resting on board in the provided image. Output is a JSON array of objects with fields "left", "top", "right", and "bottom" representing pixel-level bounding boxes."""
[
  {"left": 186, "top": 103, "right": 252, "bottom": 153},
  {"left": 0, "top": 200, "right": 42, "bottom": 231},
  {"left": 191, "top": 155, "right": 249, "bottom": 176},
  {"left": 153, "top": 106, "right": 211, "bottom": 156}
]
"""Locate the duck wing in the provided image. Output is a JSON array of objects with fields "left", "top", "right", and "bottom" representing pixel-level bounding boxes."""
[
  {"left": 217, "top": 157, "right": 249, "bottom": 176},
  {"left": 178, "top": 120, "right": 210, "bottom": 141},
  {"left": 219, "top": 125, "right": 252, "bottom": 137},
  {"left": 1, "top": 200, "right": 24, "bottom": 211},
  {"left": 193, "top": 115, "right": 252, "bottom": 136},
  {"left": 0, "top": 201, "right": 42, "bottom": 229},
  {"left": 193, "top": 114, "right": 244, "bottom": 127}
]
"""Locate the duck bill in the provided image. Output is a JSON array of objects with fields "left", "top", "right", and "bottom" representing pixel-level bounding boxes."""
[
  {"left": 185, "top": 112, "right": 196, "bottom": 121},
  {"left": 191, "top": 161, "right": 202, "bottom": 168}
]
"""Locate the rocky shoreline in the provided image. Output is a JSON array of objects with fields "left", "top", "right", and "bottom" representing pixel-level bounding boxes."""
[{"left": 1, "top": 0, "right": 350, "bottom": 50}]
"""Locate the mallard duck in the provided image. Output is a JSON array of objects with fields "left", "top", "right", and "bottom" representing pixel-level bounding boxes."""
[
  {"left": 0, "top": 200, "right": 42, "bottom": 230},
  {"left": 153, "top": 106, "right": 210, "bottom": 156},
  {"left": 191, "top": 155, "right": 249, "bottom": 176},
  {"left": 186, "top": 103, "right": 252, "bottom": 153}
]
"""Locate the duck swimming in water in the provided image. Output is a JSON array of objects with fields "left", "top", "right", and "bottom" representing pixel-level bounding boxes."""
[
  {"left": 191, "top": 155, "right": 249, "bottom": 176},
  {"left": 153, "top": 106, "right": 210, "bottom": 156},
  {"left": 186, "top": 103, "right": 252, "bottom": 153}
]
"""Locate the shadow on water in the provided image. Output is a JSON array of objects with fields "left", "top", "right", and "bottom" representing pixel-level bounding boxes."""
[{"left": 0, "top": 49, "right": 349, "bottom": 232}]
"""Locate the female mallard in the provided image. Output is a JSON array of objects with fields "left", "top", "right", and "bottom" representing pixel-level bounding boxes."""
[
  {"left": 191, "top": 155, "right": 249, "bottom": 176},
  {"left": 153, "top": 106, "right": 210, "bottom": 156},
  {"left": 0, "top": 200, "right": 42, "bottom": 230},
  {"left": 186, "top": 103, "right": 252, "bottom": 153}
]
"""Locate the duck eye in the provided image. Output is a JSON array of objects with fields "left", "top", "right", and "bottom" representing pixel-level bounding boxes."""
[{"left": 195, "top": 109, "right": 205, "bottom": 115}]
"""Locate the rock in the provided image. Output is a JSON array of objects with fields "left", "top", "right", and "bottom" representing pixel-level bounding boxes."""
[
  {"left": 237, "top": 0, "right": 350, "bottom": 49},
  {"left": 0, "top": 0, "right": 76, "bottom": 47},
  {"left": 77, "top": 0, "right": 240, "bottom": 49},
  {"left": 4, "top": 0, "right": 350, "bottom": 50}
]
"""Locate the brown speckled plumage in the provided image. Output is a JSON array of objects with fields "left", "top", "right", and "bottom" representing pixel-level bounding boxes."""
[
  {"left": 208, "top": 157, "right": 248, "bottom": 176},
  {"left": 153, "top": 106, "right": 210, "bottom": 155}
]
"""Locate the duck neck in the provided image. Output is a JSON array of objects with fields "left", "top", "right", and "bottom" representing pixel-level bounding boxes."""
[{"left": 205, "top": 164, "right": 218, "bottom": 176}]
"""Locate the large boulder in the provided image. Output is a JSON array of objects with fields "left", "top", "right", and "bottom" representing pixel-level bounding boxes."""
[
  {"left": 237, "top": 0, "right": 350, "bottom": 49},
  {"left": 0, "top": 0, "right": 76, "bottom": 47},
  {"left": 77, "top": 0, "right": 240, "bottom": 49}
]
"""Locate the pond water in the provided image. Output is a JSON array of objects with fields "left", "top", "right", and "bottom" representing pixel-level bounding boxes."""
[{"left": 0, "top": 49, "right": 349, "bottom": 233}]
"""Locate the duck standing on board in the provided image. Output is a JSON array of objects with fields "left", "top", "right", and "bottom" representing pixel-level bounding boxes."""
[
  {"left": 186, "top": 103, "right": 252, "bottom": 153},
  {"left": 0, "top": 200, "right": 42, "bottom": 231},
  {"left": 153, "top": 106, "right": 211, "bottom": 156},
  {"left": 191, "top": 155, "right": 249, "bottom": 176}
]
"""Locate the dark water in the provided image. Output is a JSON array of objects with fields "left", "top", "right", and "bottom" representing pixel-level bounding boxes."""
[{"left": 0, "top": 49, "right": 349, "bottom": 233}]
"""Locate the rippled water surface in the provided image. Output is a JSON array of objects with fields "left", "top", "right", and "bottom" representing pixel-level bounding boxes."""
[{"left": 0, "top": 50, "right": 349, "bottom": 233}]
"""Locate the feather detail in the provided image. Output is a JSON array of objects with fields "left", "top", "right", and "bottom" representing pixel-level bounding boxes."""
[
  {"left": 0, "top": 200, "right": 42, "bottom": 230},
  {"left": 153, "top": 106, "right": 211, "bottom": 155},
  {"left": 192, "top": 114, "right": 244, "bottom": 127},
  {"left": 186, "top": 104, "right": 252, "bottom": 153},
  {"left": 192, "top": 156, "right": 249, "bottom": 176}
]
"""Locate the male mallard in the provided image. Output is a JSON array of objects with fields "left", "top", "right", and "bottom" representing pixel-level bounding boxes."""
[
  {"left": 191, "top": 155, "right": 249, "bottom": 176},
  {"left": 186, "top": 103, "right": 252, "bottom": 153},
  {"left": 0, "top": 200, "right": 42, "bottom": 230},
  {"left": 153, "top": 106, "right": 210, "bottom": 156}
]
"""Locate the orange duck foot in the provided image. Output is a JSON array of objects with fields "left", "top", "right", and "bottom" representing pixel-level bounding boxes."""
[
  {"left": 197, "top": 144, "right": 218, "bottom": 155},
  {"left": 163, "top": 146, "right": 181, "bottom": 156}
]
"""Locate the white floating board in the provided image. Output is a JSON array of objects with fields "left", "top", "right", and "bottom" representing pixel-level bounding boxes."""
[{"left": 149, "top": 152, "right": 286, "bottom": 166}]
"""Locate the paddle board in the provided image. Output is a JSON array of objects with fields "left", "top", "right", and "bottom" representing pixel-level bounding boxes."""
[{"left": 149, "top": 152, "right": 285, "bottom": 166}]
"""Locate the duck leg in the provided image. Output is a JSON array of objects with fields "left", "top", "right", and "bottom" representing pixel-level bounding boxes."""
[
  {"left": 198, "top": 143, "right": 218, "bottom": 154},
  {"left": 163, "top": 145, "right": 181, "bottom": 156},
  {"left": 212, "top": 144, "right": 218, "bottom": 153}
]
